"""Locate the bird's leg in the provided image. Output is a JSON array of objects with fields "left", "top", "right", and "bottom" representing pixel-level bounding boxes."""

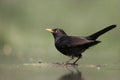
[
  {"left": 64, "top": 56, "right": 74, "bottom": 64},
  {"left": 73, "top": 56, "right": 81, "bottom": 65}
]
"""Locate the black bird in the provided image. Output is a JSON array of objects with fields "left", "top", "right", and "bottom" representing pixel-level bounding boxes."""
[{"left": 46, "top": 25, "right": 116, "bottom": 65}]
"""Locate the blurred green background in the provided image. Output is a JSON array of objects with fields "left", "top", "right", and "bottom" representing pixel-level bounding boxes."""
[{"left": 0, "top": 0, "right": 120, "bottom": 80}]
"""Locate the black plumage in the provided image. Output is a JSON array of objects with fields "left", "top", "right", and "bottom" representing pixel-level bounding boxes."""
[{"left": 46, "top": 25, "right": 116, "bottom": 64}]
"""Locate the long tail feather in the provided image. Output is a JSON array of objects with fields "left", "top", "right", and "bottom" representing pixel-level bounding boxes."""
[{"left": 87, "top": 25, "right": 116, "bottom": 40}]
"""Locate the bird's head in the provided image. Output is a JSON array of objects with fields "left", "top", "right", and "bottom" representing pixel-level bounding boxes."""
[{"left": 46, "top": 28, "right": 67, "bottom": 40}]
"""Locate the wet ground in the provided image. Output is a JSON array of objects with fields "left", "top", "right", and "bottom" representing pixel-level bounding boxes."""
[{"left": 0, "top": 62, "right": 120, "bottom": 80}]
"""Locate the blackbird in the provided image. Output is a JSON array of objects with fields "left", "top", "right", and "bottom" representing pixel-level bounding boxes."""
[{"left": 46, "top": 25, "right": 116, "bottom": 64}]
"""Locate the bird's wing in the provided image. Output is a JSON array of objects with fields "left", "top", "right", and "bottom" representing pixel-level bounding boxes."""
[{"left": 56, "top": 36, "right": 94, "bottom": 48}]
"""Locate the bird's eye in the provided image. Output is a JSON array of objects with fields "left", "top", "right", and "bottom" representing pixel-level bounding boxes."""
[{"left": 55, "top": 30, "right": 59, "bottom": 33}]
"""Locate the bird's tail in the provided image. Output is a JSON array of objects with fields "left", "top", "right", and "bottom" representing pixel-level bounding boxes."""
[{"left": 87, "top": 25, "right": 116, "bottom": 40}]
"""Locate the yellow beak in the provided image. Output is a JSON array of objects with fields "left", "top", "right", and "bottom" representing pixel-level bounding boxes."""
[{"left": 46, "top": 28, "right": 54, "bottom": 33}]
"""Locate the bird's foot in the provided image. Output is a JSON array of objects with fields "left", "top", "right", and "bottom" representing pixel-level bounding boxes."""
[
  {"left": 72, "top": 62, "right": 77, "bottom": 65},
  {"left": 62, "top": 62, "right": 78, "bottom": 66},
  {"left": 71, "top": 63, "right": 78, "bottom": 66}
]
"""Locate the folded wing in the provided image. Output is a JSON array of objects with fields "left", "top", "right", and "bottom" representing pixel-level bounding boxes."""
[{"left": 56, "top": 36, "right": 100, "bottom": 48}]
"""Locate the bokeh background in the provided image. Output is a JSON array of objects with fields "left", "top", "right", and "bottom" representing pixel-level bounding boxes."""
[{"left": 0, "top": 0, "right": 120, "bottom": 80}]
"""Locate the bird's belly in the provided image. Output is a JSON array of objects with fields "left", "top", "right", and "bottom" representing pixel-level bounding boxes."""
[{"left": 56, "top": 47, "right": 86, "bottom": 57}]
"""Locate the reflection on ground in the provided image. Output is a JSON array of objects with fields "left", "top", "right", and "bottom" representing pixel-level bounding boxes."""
[{"left": 59, "top": 66, "right": 83, "bottom": 80}]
